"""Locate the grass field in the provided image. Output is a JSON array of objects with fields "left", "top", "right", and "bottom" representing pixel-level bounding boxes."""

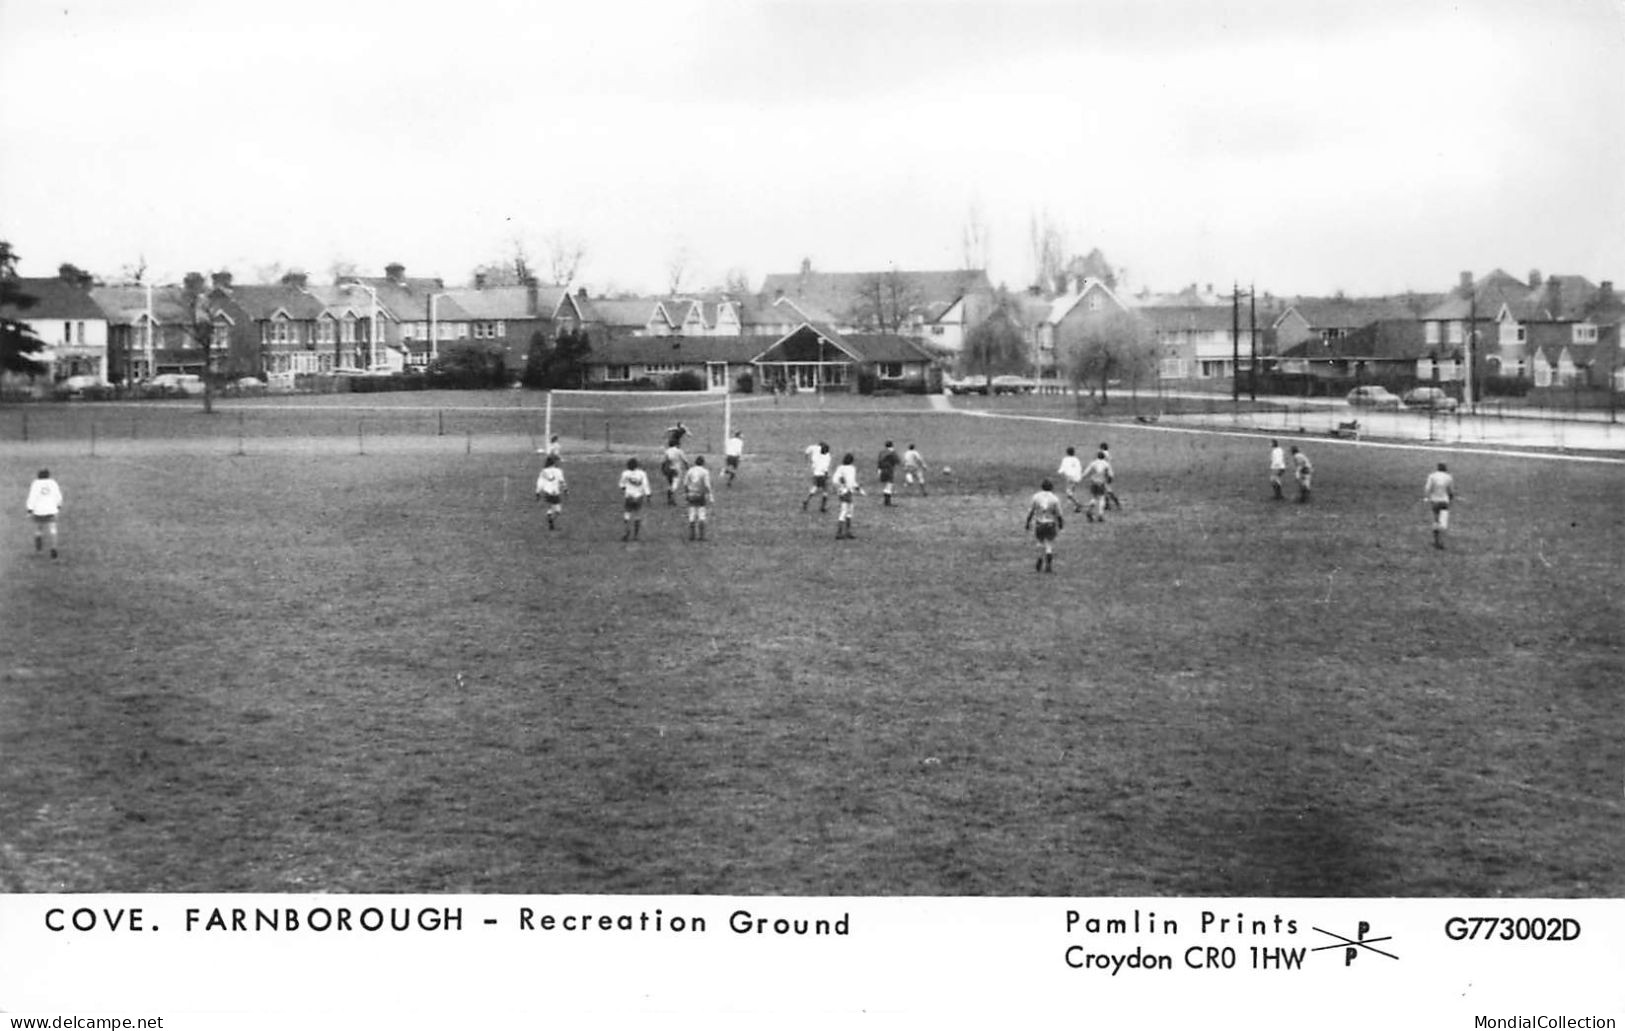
[{"left": 1, "top": 392, "right": 1621, "bottom": 896}]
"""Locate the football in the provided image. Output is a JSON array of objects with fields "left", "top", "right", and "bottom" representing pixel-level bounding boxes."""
[{"left": 941, "top": 466, "right": 952, "bottom": 476}]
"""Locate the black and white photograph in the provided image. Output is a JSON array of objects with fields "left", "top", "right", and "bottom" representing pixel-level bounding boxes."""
[{"left": 2, "top": 0, "right": 1622, "bottom": 1025}]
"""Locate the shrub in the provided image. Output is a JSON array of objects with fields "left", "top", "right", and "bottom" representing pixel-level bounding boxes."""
[
  {"left": 735, "top": 371, "right": 754, "bottom": 394},
  {"left": 1481, "top": 374, "right": 1532, "bottom": 398},
  {"left": 667, "top": 370, "right": 705, "bottom": 391},
  {"left": 856, "top": 369, "right": 878, "bottom": 395}
]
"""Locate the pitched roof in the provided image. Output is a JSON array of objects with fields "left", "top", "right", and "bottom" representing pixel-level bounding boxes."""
[
  {"left": 758, "top": 268, "right": 994, "bottom": 323},
  {"left": 215, "top": 283, "right": 327, "bottom": 321},
  {"left": 582, "top": 297, "right": 662, "bottom": 328},
  {"left": 838, "top": 333, "right": 939, "bottom": 363},
  {"left": 441, "top": 286, "right": 544, "bottom": 320},
  {"left": 3, "top": 277, "right": 108, "bottom": 320},
  {"left": 1284, "top": 297, "right": 1417, "bottom": 329},
  {"left": 1136, "top": 305, "right": 1240, "bottom": 333},
  {"left": 1280, "top": 319, "right": 1436, "bottom": 361},
  {"left": 87, "top": 284, "right": 194, "bottom": 324},
  {"left": 1046, "top": 278, "right": 1129, "bottom": 324},
  {"left": 590, "top": 334, "right": 772, "bottom": 365}
]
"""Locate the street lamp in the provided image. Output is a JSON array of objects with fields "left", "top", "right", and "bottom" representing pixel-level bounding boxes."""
[
  {"left": 343, "top": 281, "right": 380, "bottom": 371},
  {"left": 427, "top": 292, "right": 450, "bottom": 365}
]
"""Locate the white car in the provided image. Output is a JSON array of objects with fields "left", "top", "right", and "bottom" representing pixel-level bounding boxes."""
[{"left": 146, "top": 373, "right": 207, "bottom": 397}]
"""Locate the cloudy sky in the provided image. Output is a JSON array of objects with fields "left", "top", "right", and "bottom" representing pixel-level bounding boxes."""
[{"left": 1, "top": 0, "right": 1621, "bottom": 297}]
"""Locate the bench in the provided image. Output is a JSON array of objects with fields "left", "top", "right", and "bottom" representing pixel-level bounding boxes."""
[{"left": 1332, "top": 419, "right": 1361, "bottom": 440}]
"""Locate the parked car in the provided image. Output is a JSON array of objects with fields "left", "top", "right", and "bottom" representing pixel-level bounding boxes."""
[
  {"left": 227, "top": 376, "right": 268, "bottom": 396},
  {"left": 146, "top": 373, "right": 207, "bottom": 397},
  {"left": 52, "top": 375, "right": 111, "bottom": 400},
  {"left": 945, "top": 374, "right": 989, "bottom": 395},
  {"left": 1402, "top": 386, "right": 1458, "bottom": 412},
  {"left": 1346, "top": 385, "right": 1401, "bottom": 409},
  {"left": 990, "top": 375, "right": 1039, "bottom": 395}
]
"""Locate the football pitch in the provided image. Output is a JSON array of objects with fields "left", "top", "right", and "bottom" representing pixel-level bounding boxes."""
[{"left": 2, "top": 392, "right": 1621, "bottom": 896}]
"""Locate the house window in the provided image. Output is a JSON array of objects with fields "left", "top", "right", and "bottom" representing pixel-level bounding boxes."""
[
  {"left": 1573, "top": 323, "right": 1598, "bottom": 343},
  {"left": 930, "top": 325, "right": 945, "bottom": 336},
  {"left": 1160, "top": 358, "right": 1187, "bottom": 379},
  {"left": 495, "top": 320, "right": 506, "bottom": 337},
  {"left": 1446, "top": 321, "right": 1463, "bottom": 344},
  {"left": 318, "top": 319, "right": 336, "bottom": 345},
  {"left": 1199, "top": 359, "right": 1228, "bottom": 379},
  {"left": 643, "top": 363, "right": 682, "bottom": 374},
  {"left": 878, "top": 362, "right": 903, "bottom": 379},
  {"left": 604, "top": 365, "right": 631, "bottom": 381},
  {"left": 273, "top": 319, "right": 292, "bottom": 345},
  {"left": 1424, "top": 321, "right": 1439, "bottom": 344}
]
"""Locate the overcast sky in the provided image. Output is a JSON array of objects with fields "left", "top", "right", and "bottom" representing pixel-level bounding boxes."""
[{"left": 2, "top": 0, "right": 1622, "bottom": 297}]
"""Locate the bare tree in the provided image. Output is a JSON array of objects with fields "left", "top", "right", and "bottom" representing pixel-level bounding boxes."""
[
  {"left": 1028, "top": 210, "right": 1068, "bottom": 295},
  {"left": 118, "top": 254, "right": 149, "bottom": 285},
  {"left": 961, "top": 201, "right": 992, "bottom": 271},
  {"left": 848, "top": 269, "right": 922, "bottom": 336},
  {"left": 962, "top": 310, "right": 1028, "bottom": 382},
  {"left": 329, "top": 257, "right": 360, "bottom": 284},
  {"left": 545, "top": 231, "right": 587, "bottom": 287},
  {"left": 1058, "top": 309, "right": 1154, "bottom": 406},
  {"left": 722, "top": 267, "right": 753, "bottom": 297},
  {"left": 178, "top": 272, "right": 219, "bottom": 414},
  {"left": 665, "top": 245, "right": 691, "bottom": 296}
]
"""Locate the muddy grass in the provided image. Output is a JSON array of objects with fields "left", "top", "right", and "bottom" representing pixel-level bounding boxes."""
[{"left": 1, "top": 395, "right": 1620, "bottom": 895}]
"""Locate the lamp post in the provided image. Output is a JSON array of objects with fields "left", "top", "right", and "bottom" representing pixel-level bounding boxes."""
[
  {"left": 344, "top": 281, "right": 380, "bottom": 370},
  {"left": 428, "top": 292, "right": 450, "bottom": 366}
]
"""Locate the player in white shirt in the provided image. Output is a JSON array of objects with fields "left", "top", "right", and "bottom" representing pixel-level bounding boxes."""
[
  {"left": 25, "top": 468, "right": 62, "bottom": 559},
  {"left": 1024, "top": 478, "right": 1064, "bottom": 573},
  {"left": 660, "top": 443, "right": 688, "bottom": 506},
  {"left": 723, "top": 431, "right": 744, "bottom": 486},
  {"left": 1082, "top": 450, "right": 1113, "bottom": 523},
  {"left": 1268, "top": 439, "right": 1287, "bottom": 501},
  {"left": 1057, "top": 446, "right": 1085, "bottom": 512},
  {"left": 533, "top": 454, "right": 567, "bottom": 531},
  {"left": 901, "top": 444, "right": 928, "bottom": 497},
  {"left": 682, "top": 456, "right": 714, "bottom": 541},
  {"left": 1423, "top": 462, "right": 1457, "bottom": 550},
  {"left": 832, "top": 452, "right": 865, "bottom": 539},
  {"left": 802, "top": 442, "right": 833, "bottom": 512},
  {"left": 617, "top": 458, "right": 653, "bottom": 541}
]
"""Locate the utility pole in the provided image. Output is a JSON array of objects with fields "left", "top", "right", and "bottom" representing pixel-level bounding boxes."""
[
  {"left": 1231, "top": 283, "right": 1240, "bottom": 403},
  {"left": 1465, "top": 288, "right": 1477, "bottom": 413},
  {"left": 1249, "top": 283, "right": 1258, "bottom": 402}
]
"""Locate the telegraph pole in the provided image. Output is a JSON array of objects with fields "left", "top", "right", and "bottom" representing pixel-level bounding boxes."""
[
  {"left": 1249, "top": 284, "right": 1258, "bottom": 402},
  {"left": 1231, "top": 283, "right": 1240, "bottom": 403}
]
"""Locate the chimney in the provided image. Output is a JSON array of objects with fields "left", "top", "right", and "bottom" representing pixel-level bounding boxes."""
[
  {"left": 1528, "top": 269, "right": 1542, "bottom": 289},
  {"left": 474, "top": 272, "right": 487, "bottom": 290},
  {"left": 1600, "top": 281, "right": 1615, "bottom": 307},
  {"left": 800, "top": 257, "right": 812, "bottom": 276},
  {"left": 1545, "top": 276, "right": 1562, "bottom": 317},
  {"left": 281, "top": 271, "right": 308, "bottom": 289},
  {"left": 576, "top": 286, "right": 587, "bottom": 300},
  {"left": 385, "top": 263, "right": 406, "bottom": 285},
  {"left": 526, "top": 277, "right": 538, "bottom": 317},
  {"left": 1459, "top": 271, "right": 1474, "bottom": 295},
  {"left": 211, "top": 271, "right": 233, "bottom": 291},
  {"left": 183, "top": 272, "right": 206, "bottom": 294}
]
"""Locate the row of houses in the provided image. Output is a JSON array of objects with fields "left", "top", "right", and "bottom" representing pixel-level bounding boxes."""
[{"left": 5, "top": 258, "right": 1621, "bottom": 396}]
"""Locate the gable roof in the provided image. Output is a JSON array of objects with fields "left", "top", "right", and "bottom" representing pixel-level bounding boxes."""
[
  {"left": 88, "top": 284, "right": 196, "bottom": 325},
  {"left": 3, "top": 277, "right": 108, "bottom": 320},
  {"left": 590, "top": 333, "right": 771, "bottom": 365},
  {"left": 1046, "top": 278, "right": 1129, "bottom": 324},
  {"left": 214, "top": 283, "right": 327, "bottom": 321},
  {"left": 1135, "top": 304, "right": 1240, "bottom": 333},
  {"left": 838, "top": 333, "right": 939, "bottom": 363},
  {"left": 1280, "top": 318, "right": 1437, "bottom": 361},
  {"left": 758, "top": 268, "right": 994, "bottom": 323},
  {"left": 1281, "top": 297, "right": 1418, "bottom": 329}
]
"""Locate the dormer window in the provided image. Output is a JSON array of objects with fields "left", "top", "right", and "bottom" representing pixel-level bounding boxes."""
[{"left": 1573, "top": 323, "right": 1598, "bottom": 343}]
